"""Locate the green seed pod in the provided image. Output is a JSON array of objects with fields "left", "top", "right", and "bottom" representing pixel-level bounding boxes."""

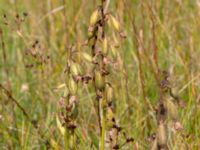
[
  {"left": 157, "top": 123, "right": 167, "bottom": 147},
  {"left": 110, "top": 15, "right": 120, "bottom": 32},
  {"left": 95, "top": 71, "right": 105, "bottom": 90},
  {"left": 165, "top": 99, "right": 178, "bottom": 120},
  {"left": 90, "top": 9, "right": 99, "bottom": 26},
  {"left": 102, "top": 38, "right": 108, "bottom": 55},
  {"left": 82, "top": 52, "right": 93, "bottom": 63},
  {"left": 68, "top": 76, "right": 78, "bottom": 95}
]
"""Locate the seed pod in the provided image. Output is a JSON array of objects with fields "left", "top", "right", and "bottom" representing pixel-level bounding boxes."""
[
  {"left": 50, "top": 139, "right": 60, "bottom": 149},
  {"left": 111, "top": 45, "right": 117, "bottom": 58},
  {"left": 56, "top": 116, "right": 65, "bottom": 135},
  {"left": 68, "top": 76, "right": 78, "bottom": 95},
  {"left": 110, "top": 15, "right": 120, "bottom": 32},
  {"left": 102, "top": 98, "right": 107, "bottom": 110},
  {"left": 71, "top": 103, "right": 79, "bottom": 119},
  {"left": 102, "top": 38, "right": 108, "bottom": 55},
  {"left": 95, "top": 71, "right": 105, "bottom": 90},
  {"left": 106, "top": 107, "right": 114, "bottom": 120},
  {"left": 157, "top": 123, "right": 167, "bottom": 147},
  {"left": 82, "top": 52, "right": 93, "bottom": 63},
  {"left": 90, "top": 9, "right": 99, "bottom": 26},
  {"left": 106, "top": 85, "right": 114, "bottom": 102},
  {"left": 165, "top": 99, "right": 178, "bottom": 120},
  {"left": 71, "top": 62, "right": 81, "bottom": 76},
  {"left": 88, "top": 26, "right": 95, "bottom": 38},
  {"left": 106, "top": 108, "right": 114, "bottom": 129}
]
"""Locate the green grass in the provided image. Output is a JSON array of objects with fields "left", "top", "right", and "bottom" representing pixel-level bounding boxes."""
[{"left": 0, "top": 0, "right": 200, "bottom": 149}]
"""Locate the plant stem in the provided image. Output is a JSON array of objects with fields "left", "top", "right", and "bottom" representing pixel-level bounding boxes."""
[
  {"left": 100, "top": 100, "right": 106, "bottom": 150},
  {"left": 64, "top": 130, "right": 70, "bottom": 150}
]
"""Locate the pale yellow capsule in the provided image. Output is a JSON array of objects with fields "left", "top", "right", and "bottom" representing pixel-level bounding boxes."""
[
  {"left": 164, "top": 99, "right": 178, "bottom": 120},
  {"left": 102, "top": 38, "right": 108, "bottom": 55},
  {"left": 56, "top": 116, "right": 65, "bottom": 135},
  {"left": 157, "top": 123, "right": 167, "bottom": 146},
  {"left": 110, "top": 15, "right": 120, "bottom": 32},
  {"left": 50, "top": 139, "right": 60, "bottom": 149},
  {"left": 106, "top": 107, "right": 114, "bottom": 120},
  {"left": 95, "top": 71, "right": 105, "bottom": 90},
  {"left": 106, "top": 85, "right": 114, "bottom": 102},
  {"left": 70, "top": 62, "right": 79, "bottom": 76},
  {"left": 111, "top": 45, "right": 117, "bottom": 58},
  {"left": 88, "top": 26, "right": 94, "bottom": 38},
  {"left": 82, "top": 52, "right": 93, "bottom": 63},
  {"left": 68, "top": 76, "right": 78, "bottom": 95},
  {"left": 90, "top": 9, "right": 99, "bottom": 26}
]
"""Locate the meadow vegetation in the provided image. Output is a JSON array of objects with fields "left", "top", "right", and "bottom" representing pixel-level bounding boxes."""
[{"left": 0, "top": 0, "right": 200, "bottom": 149}]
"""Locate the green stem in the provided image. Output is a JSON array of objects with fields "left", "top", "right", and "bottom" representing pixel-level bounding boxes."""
[
  {"left": 100, "top": 104, "right": 106, "bottom": 150},
  {"left": 64, "top": 129, "right": 70, "bottom": 150}
]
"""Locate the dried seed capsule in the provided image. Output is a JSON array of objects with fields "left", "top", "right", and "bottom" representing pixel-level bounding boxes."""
[
  {"left": 95, "top": 71, "right": 105, "bottom": 90},
  {"left": 157, "top": 123, "right": 167, "bottom": 147},
  {"left": 102, "top": 38, "right": 108, "bottom": 55},
  {"left": 68, "top": 76, "right": 78, "bottom": 95},
  {"left": 110, "top": 15, "right": 120, "bottom": 32},
  {"left": 82, "top": 52, "right": 93, "bottom": 63},
  {"left": 90, "top": 9, "right": 99, "bottom": 26}
]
